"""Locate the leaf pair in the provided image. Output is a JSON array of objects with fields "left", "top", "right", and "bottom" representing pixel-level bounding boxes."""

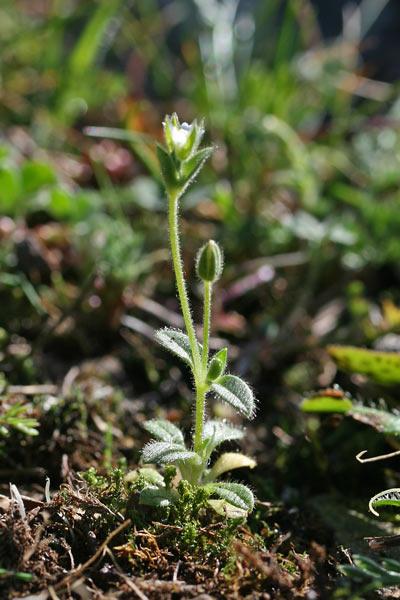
[
  {"left": 138, "top": 479, "right": 254, "bottom": 514},
  {"left": 155, "top": 328, "right": 256, "bottom": 419}
]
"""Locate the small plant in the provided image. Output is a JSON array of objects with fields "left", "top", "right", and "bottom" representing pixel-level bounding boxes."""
[
  {"left": 138, "top": 114, "right": 256, "bottom": 515},
  {"left": 0, "top": 400, "right": 39, "bottom": 438}
]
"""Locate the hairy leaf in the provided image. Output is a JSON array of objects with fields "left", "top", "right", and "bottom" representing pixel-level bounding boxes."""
[
  {"left": 203, "top": 453, "right": 256, "bottom": 483},
  {"left": 211, "top": 375, "right": 255, "bottom": 419},
  {"left": 207, "top": 499, "right": 248, "bottom": 518},
  {"left": 155, "top": 328, "right": 201, "bottom": 368},
  {"left": 139, "top": 487, "right": 176, "bottom": 507},
  {"left": 205, "top": 482, "right": 254, "bottom": 512},
  {"left": 202, "top": 419, "right": 244, "bottom": 453},
  {"left": 144, "top": 419, "right": 185, "bottom": 445},
  {"left": 142, "top": 441, "right": 200, "bottom": 466},
  {"left": 349, "top": 405, "right": 400, "bottom": 435},
  {"left": 328, "top": 345, "right": 400, "bottom": 384},
  {"left": 369, "top": 488, "right": 400, "bottom": 516}
]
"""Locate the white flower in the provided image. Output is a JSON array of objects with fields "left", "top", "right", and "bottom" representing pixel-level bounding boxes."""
[
  {"left": 163, "top": 113, "right": 205, "bottom": 160},
  {"left": 170, "top": 122, "right": 193, "bottom": 151}
]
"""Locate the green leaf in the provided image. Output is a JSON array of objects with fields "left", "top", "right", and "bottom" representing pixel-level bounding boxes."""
[
  {"left": 207, "top": 358, "right": 224, "bottom": 382},
  {"left": 155, "top": 328, "right": 201, "bottom": 368},
  {"left": 381, "top": 558, "right": 400, "bottom": 575},
  {"left": 181, "top": 147, "right": 213, "bottom": 183},
  {"left": 68, "top": 0, "right": 124, "bottom": 77},
  {"left": 339, "top": 555, "right": 400, "bottom": 588},
  {"left": 202, "top": 419, "right": 244, "bottom": 453},
  {"left": 156, "top": 144, "right": 179, "bottom": 195},
  {"left": 301, "top": 395, "right": 353, "bottom": 413},
  {"left": 204, "top": 453, "right": 256, "bottom": 483},
  {"left": 211, "top": 375, "right": 255, "bottom": 419},
  {"left": 21, "top": 161, "right": 56, "bottom": 194},
  {"left": 0, "top": 167, "right": 21, "bottom": 213},
  {"left": 0, "top": 425, "right": 9, "bottom": 436},
  {"left": 207, "top": 499, "right": 248, "bottom": 518},
  {"left": 0, "top": 568, "right": 34, "bottom": 582},
  {"left": 13, "top": 421, "right": 39, "bottom": 436},
  {"left": 4, "top": 402, "right": 28, "bottom": 418},
  {"left": 349, "top": 405, "right": 400, "bottom": 435},
  {"left": 328, "top": 345, "right": 400, "bottom": 385},
  {"left": 142, "top": 441, "right": 200, "bottom": 466},
  {"left": 368, "top": 488, "right": 400, "bottom": 516},
  {"left": 207, "top": 348, "right": 228, "bottom": 382},
  {"left": 205, "top": 482, "right": 254, "bottom": 512},
  {"left": 214, "top": 348, "right": 228, "bottom": 370},
  {"left": 139, "top": 487, "right": 177, "bottom": 507},
  {"left": 144, "top": 419, "right": 185, "bottom": 445},
  {"left": 338, "top": 564, "right": 380, "bottom": 582},
  {"left": 352, "top": 555, "right": 398, "bottom": 578},
  {"left": 125, "top": 468, "right": 165, "bottom": 488}
]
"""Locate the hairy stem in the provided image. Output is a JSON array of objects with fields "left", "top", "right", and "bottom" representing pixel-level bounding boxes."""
[
  {"left": 194, "top": 382, "right": 208, "bottom": 455},
  {"left": 168, "top": 191, "right": 201, "bottom": 372},
  {"left": 202, "top": 281, "right": 212, "bottom": 374}
]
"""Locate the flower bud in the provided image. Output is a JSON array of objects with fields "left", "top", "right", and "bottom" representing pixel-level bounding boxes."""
[
  {"left": 195, "top": 240, "right": 223, "bottom": 283},
  {"left": 163, "top": 113, "right": 205, "bottom": 161}
]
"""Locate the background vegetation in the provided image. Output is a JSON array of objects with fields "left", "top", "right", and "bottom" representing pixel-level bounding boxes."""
[{"left": 2, "top": 1, "right": 400, "bottom": 598}]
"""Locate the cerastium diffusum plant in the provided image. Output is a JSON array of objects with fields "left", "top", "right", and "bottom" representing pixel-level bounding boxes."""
[{"left": 138, "top": 114, "right": 256, "bottom": 515}]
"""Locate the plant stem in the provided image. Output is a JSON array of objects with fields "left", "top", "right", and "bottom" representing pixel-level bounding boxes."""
[
  {"left": 191, "top": 281, "right": 212, "bottom": 455},
  {"left": 168, "top": 191, "right": 211, "bottom": 458},
  {"left": 168, "top": 191, "right": 201, "bottom": 372},
  {"left": 202, "top": 281, "right": 212, "bottom": 375},
  {"left": 194, "top": 382, "right": 208, "bottom": 454}
]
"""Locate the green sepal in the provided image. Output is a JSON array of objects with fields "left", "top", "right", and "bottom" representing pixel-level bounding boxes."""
[
  {"left": 196, "top": 240, "right": 223, "bottom": 283},
  {"left": 156, "top": 144, "right": 179, "bottom": 195},
  {"left": 163, "top": 115, "right": 175, "bottom": 153},
  {"left": 181, "top": 147, "right": 213, "bottom": 184}
]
